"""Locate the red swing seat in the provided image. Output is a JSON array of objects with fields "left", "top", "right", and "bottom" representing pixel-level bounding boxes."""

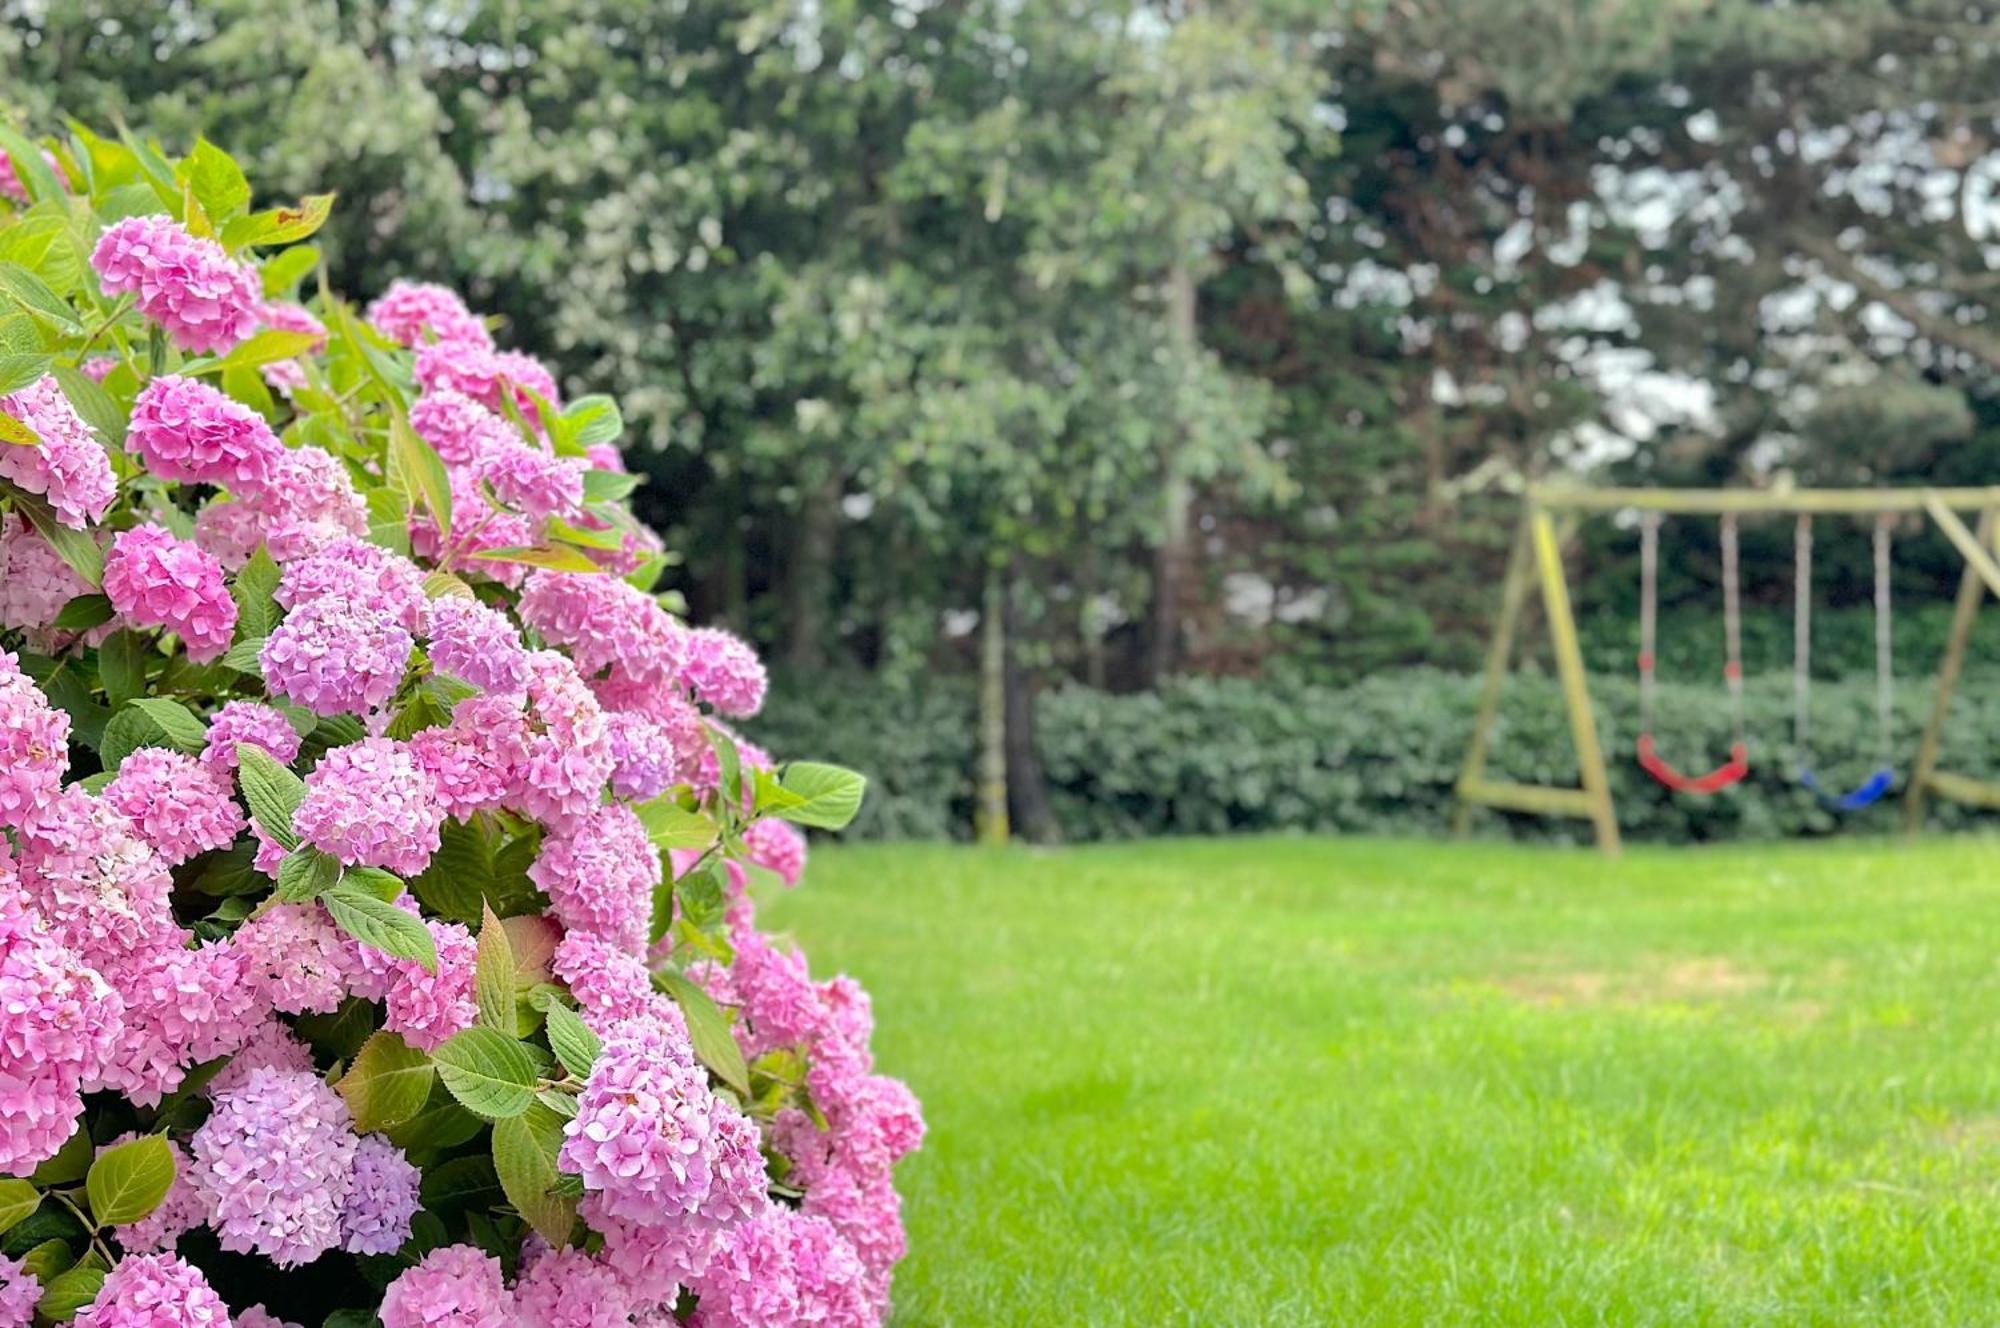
[
  {"left": 1634, "top": 517, "right": 1751, "bottom": 796},
  {"left": 1636, "top": 733, "right": 1750, "bottom": 794}
]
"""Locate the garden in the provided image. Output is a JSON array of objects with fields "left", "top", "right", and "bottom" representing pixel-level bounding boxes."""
[{"left": 10, "top": 2, "right": 2000, "bottom": 1324}]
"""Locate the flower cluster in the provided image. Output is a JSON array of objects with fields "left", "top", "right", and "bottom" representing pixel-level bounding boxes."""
[{"left": 0, "top": 133, "right": 914, "bottom": 1328}]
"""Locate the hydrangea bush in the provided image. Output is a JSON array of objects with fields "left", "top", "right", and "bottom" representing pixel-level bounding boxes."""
[{"left": 0, "top": 126, "right": 919, "bottom": 1326}]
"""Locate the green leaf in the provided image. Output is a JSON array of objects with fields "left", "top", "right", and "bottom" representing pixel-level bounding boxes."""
[
  {"left": 341, "top": 865, "right": 406, "bottom": 902},
  {"left": 655, "top": 970, "right": 750, "bottom": 1097},
  {"left": 325, "top": 883, "right": 437, "bottom": 973},
  {"left": 17, "top": 1238, "right": 72, "bottom": 1285},
  {"left": 49, "top": 363, "right": 126, "bottom": 449},
  {"left": 30, "top": 1127, "right": 92, "bottom": 1187},
  {"left": 418, "top": 1154, "right": 501, "bottom": 1216},
  {"left": 49, "top": 593, "right": 112, "bottom": 630},
  {"left": 85, "top": 1133, "right": 176, "bottom": 1227},
  {"left": 391, "top": 412, "right": 452, "bottom": 544},
  {"left": 191, "top": 328, "right": 322, "bottom": 376},
  {"left": 99, "top": 699, "right": 205, "bottom": 771},
  {"left": 231, "top": 545, "right": 281, "bottom": 640},
  {"left": 0, "top": 262, "right": 80, "bottom": 333},
  {"left": 542, "top": 1000, "right": 601, "bottom": 1082},
  {"left": 708, "top": 728, "right": 743, "bottom": 806},
  {"left": 274, "top": 847, "right": 342, "bottom": 903},
  {"left": 7, "top": 485, "right": 102, "bottom": 585},
  {"left": 221, "top": 193, "right": 335, "bottom": 250},
  {"left": 128, "top": 697, "right": 206, "bottom": 750},
  {"left": 410, "top": 819, "right": 491, "bottom": 927},
  {"left": 565, "top": 395, "right": 624, "bottom": 448},
  {"left": 339, "top": 1031, "right": 435, "bottom": 1133},
  {"left": 181, "top": 137, "right": 251, "bottom": 223},
  {"left": 471, "top": 543, "right": 605, "bottom": 573},
  {"left": 236, "top": 742, "right": 306, "bottom": 850},
  {"left": 474, "top": 902, "right": 516, "bottom": 1033},
  {"left": 432, "top": 1027, "right": 541, "bottom": 1121},
  {"left": 580, "top": 468, "right": 639, "bottom": 503},
  {"left": 634, "top": 798, "right": 717, "bottom": 851},
  {"left": 0, "top": 127, "right": 64, "bottom": 203},
  {"left": 95, "top": 629, "right": 146, "bottom": 706},
  {"left": 774, "top": 762, "right": 868, "bottom": 831},
  {"left": 219, "top": 635, "right": 266, "bottom": 675},
  {"left": 37, "top": 1263, "right": 105, "bottom": 1321},
  {"left": 259, "top": 245, "right": 320, "bottom": 298},
  {"left": 0, "top": 1179, "right": 40, "bottom": 1236},
  {"left": 492, "top": 1103, "right": 577, "bottom": 1245},
  {"left": 421, "top": 569, "right": 475, "bottom": 601},
  {"left": 0, "top": 353, "right": 52, "bottom": 399}
]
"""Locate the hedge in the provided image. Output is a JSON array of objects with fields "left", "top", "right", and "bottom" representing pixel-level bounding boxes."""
[{"left": 753, "top": 668, "right": 2000, "bottom": 843}]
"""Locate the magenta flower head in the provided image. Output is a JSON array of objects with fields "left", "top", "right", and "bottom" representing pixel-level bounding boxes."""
[
  {"left": 424, "top": 593, "right": 529, "bottom": 694},
  {"left": 512, "top": 1243, "right": 634, "bottom": 1328},
  {"left": 0, "top": 1251, "right": 38, "bottom": 1328},
  {"left": 72, "top": 1253, "right": 231, "bottom": 1328},
  {"left": 261, "top": 597, "right": 413, "bottom": 717},
  {"left": 0, "top": 375, "right": 116, "bottom": 529},
  {"left": 340, "top": 1133, "right": 422, "bottom": 1255},
  {"left": 518, "top": 571, "right": 686, "bottom": 688},
  {"left": 103, "top": 747, "right": 246, "bottom": 866},
  {"left": 380, "top": 1245, "right": 513, "bottom": 1328},
  {"left": 681, "top": 626, "right": 769, "bottom": 718},
  {"left": 529, "top": 801, "right": 658, "bottom": 953},
  {"left": 295, "top": 737, "right": 442, "bottom": 875},
  {"left": 247, "top": 444, "right": 370, "bottom": 562},
  {"left": 199, "top": 700, "right": 302, "bottom": 774},
  {"left": 275, "top": 537, "right": 429, "bottom": 633},
  {"left": 0, "top": 887, "right": 123, "bottom": 1175},
  {"left": 409, "top": 388, "right": 513, "bottom": 466},
  {"left": 0, "top": 650, "right": 70, "bottom": 829},
  {"left": 189, "top": 1067, "right": 359, "bottom": 1267},
  {"left": 367, "top": 280, "right": 493, "bottom": 350},
  {"left": 0, "top": 516, "right": 93, "bottom": 636},
  {"left": 91, "top": 215, "right": 261, "bottom": 354},
  {"left": 127, "top": 374, "right": 282, "bottom": 491},
  {"left": 102, "top": 523, "right": 238, "bottom": 662}
]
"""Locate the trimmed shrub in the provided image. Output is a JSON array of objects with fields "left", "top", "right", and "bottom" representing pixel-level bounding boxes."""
[
  {"left": 755, "top": 669, "right": 2000, "bottom": 843},
  {"left": 0, "top": 131, "right": 915, "bottom": 1325}
]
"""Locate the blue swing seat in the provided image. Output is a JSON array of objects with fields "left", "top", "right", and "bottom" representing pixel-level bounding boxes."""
[{"left": 1798, "top": 766, "right": 1896, "bottom": 811}]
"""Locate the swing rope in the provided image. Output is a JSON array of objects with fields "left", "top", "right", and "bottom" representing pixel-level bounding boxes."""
[
  {"left": 1636, "top": 512, "right": 1750, "bottom": 794},
  {"left": 1794, "top": 514, "right": 1896, "bottom": 809}
]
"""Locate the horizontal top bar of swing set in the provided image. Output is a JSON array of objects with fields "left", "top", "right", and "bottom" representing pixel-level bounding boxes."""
[{"left": 1527, "top": 485, "right": 2000, "bottom": 515}]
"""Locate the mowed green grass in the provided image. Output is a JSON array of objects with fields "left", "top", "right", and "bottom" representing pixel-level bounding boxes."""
[{"left": 755, "top": 836, "right": 2000, "bottom": 1326}]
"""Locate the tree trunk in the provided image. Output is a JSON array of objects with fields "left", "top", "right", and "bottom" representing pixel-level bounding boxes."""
[
  {"left": 717, "top": 487, "right": 748, "bottom": 633},
  {"left": 1003, "top": 570, "right": 1058, "bottom": 843},
  {"left": 1147, "top": 259, "right": 1199, "bottom": 685},
  {"left": 1081, "top": 544, "right": 1106, "bottom": 691},
  {"left": 784, "top": 468, "right": 841, "bottom": 672},
  {"left": 974, "top": 562, "right": 1010, "bottom": 844}
]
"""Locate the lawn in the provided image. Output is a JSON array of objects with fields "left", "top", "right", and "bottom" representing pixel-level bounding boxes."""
[{"left": 756, "top": 836, "right": 2000, "bottom": 1326}]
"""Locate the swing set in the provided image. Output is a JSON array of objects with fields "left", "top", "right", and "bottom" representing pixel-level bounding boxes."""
[{"left": 1453, "top": 485, "right": 2000, "bottom": 854}]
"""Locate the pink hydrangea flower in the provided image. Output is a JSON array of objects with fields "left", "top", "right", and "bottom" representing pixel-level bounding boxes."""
[
  {"left": 189, "top": 1068, "right": 358, "bottom": 1267},
  {"left": 13, "top": 787, "right": 177, "bottom": 974},
  {"left": 102, "top": 523, "right": 237, "bottom": 662},
  {"left": 0, "top": 375, "right": 116, "bottom": 528},
  {"left": 689, "top": 1207, "right": 873, "bottom": 1328},
  {"left": 518, "top": 572, "right": 686, "bottom": 688},
  {"left": 199, "top": 700, "right": 302, "bottom": 773},
  {"left": 381, "top": 1245, "right": 514, "bottom": 1328},
  {"left": 295, "top": 738, "right": 442, "bottom": 875},
  {"left": 560, "top": 1012, "right": 758, "bottom": 1226},
  {"left": 276, "top": 537, "right": 429, "bottom": 633},
  {"left": 475, "top": 444, "right": 585, "bottom": 521},
  {"left": 742, "top": 818, "right": 807, "bottom": 887},
  {"left": 104, "top": 748, "right": 246, "bottom": 866},
  {"left": 681, "top": 628, "right": 768, "bottom": 718},
  {"left": 126, "top": 374, "right": 282, "bottom": 491},
  {"left": 584, "top": 442, "right": 625, "bottom": 472},
  {"left": 510, "top": 651, "right": 615, "bottom": 826},
  {"left": 512, "top": 1244, "right": 634, "bottom": 1328},
  {"left": 340, "top": 1133, "right": 421, "bottom": 1255},
  {"left": 0, "top": 888, "right": 123, "bottom": 1176},
  {"left": 367, "top": 281, "right": 493, "bottom": 350},
  {"left": 232, "top": 903, "right": 351, "bottom": 1015},
  {"left": 236, "top": 1310, "right": 303, "bottom": 1328},
  {"left": 0, "top": 515, "right": 91, "bottom": 634},
  {"left": 529, "top": 801, "right": 659, "bottom": 953},
  {"left": 0, "top": 1252, "right": 38, "bottom": 1328},
  {"left": 206, "top": 1014, "right": 313, "bottom": 1095},
  {"left": 424, "top": 594, "right": 529, "bottom": 693},
  {"left": 0, "top": 651, "right": 70, "bottom": 829},
  {"left": 90, "top": 939, "right": 261, "bottom": 1106},
  {"left": 191, "top": 498, "right": 264, "bottom": 570},
  {"left": 261, "top": 597, "right": 413, "bottom": 716},
  {"left": 248, "top": 444, "right": 370, "bottom": 562},
  {"left": 604, "top": 706, "right": 702, "bottom": 802},
  {"left": 414, "top": 342, "right": 558, "bottom": 422},
  {"left": 410, "top": 389, "right": 513, "bottom": 466},
  {"left": 91, "top": 215, "right": 260, "bottom": 354},
  {"left": 72, "top": 1253, "right": 231, "bottom": 1328},
  {"left": 410, "top": 693, "right": 530, "bottom": 819},
  {"left": 552, "top": 930, "right": 680, "bottom": 1031},
  {"left": 383, "top": 919, "right": 476, "bottom": 1051}
]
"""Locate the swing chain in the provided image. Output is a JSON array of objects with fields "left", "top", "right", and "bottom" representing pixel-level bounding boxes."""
[
  {"left": 1721, "top": 512, "right": 1746, "bottom": 752},
  {"left": 1875, "top": 512, "right": 1893, "bottom": 766}
]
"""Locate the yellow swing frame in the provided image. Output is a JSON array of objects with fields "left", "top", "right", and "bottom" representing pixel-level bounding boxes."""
[{"left": 1453, "top": 485, "right": 2000, "bottom": 854}]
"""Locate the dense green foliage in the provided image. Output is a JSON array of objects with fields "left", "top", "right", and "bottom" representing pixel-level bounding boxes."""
[
  {"left": 770, "top": 836, "right": 2000, "bottom": 1324},
  {"left": 754, "top": 667, "right": 2000, "bottom": 843}
]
